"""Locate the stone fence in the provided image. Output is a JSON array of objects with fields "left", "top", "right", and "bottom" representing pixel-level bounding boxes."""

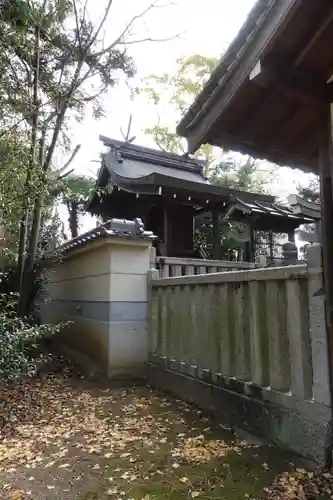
[
  {"left": 147, "top": 244, "right": 331, "bottom": 463},
  {"left": 39, "top": 228, "right": 332, "bottom": 463},
  {"left": 155, "top": 255, "right": 254, "bottom": 277}
]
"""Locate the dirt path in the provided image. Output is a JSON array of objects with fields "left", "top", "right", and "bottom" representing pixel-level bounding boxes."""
[{"left": 0, "top": 371, "right": 330, "bottom": 499}]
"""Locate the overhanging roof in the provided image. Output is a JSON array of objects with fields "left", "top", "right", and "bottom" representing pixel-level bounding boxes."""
[
  {"left": 288, "top": 194, "right": 321, "bottom": 220},
  {"left": 86, "top": 137, "right": 313, "bottom": 230},
  {"left": 177, "top": 0, "right": 333, "bottom": 174},
  {"left": 87, "top": 136, "right": 275, "bottom": 206},
  {"left": 226, "top": 197, "right": 313, "bottom": 230}
]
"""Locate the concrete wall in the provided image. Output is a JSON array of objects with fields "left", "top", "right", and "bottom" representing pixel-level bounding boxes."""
[
  {"left": 147, "top": 244, "right": 331, "bottom": 463},
  {"left": 41, "top": 237, "right": 152, "bottom": 378}
]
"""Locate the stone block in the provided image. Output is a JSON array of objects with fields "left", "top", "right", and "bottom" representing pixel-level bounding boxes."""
[
  {"left": 110, "top": 273, "right": 148, "bottom": 302},
  {"left": 146, "top": 362, "right": 330, "bottom": 464},
  {"left": 110, "top": 246, "right": 151, "bottom": 274},
  {"left": 108, "top": 321, "right": 148, "bottom": 377}
]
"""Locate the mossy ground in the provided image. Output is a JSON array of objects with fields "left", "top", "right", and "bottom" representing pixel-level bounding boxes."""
[{"left": 0, "top": 371, "right": 326, "bottom": 500}]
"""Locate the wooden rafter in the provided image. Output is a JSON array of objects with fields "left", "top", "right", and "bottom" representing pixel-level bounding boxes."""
[
  {"left": 251, "top": 57, "right": 333, "bottom": 104},
  {"left": 295, "top": 7, "right": 333, "bottom": 66}
]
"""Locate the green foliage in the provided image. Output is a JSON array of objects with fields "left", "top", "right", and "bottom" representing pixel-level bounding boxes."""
[
  {"left": 49, "top": 173, "right": 95, "bottom": 238},
  {"left": 137, "top": 54, "right": 219, "bottom": 161},
  {"left": 209, "top": 157, "right": 269, "bottom": 193},
  {"left": 0, "top": 0, "right": 145, "bottom": 311},
  {"left": 38, "top": 210, "right": 66, "bottom": 255},
  {"left": 297, "top": 177, "right": 320, "bottom": 203},
  {"left": 137, "top": 55, "right": 273, "bottom": 258},
  {"left": 58, "top": 174, "right": 94, "bottom": 204},
  {"left": 0, "top": 293, "right": 62, "bottom": 381},
  {"left": 0, "top": 131, "right": 32, "bottom": 263}
]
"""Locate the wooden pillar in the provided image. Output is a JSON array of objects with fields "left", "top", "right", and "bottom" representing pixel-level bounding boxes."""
[
  {"left": 212, "top": 208, "right": 220, "bottom": 260},
  {"left": 268, "top": 230, "right": 274, "bottom": 262},
  {"left": 163, "top": 205, "right": 169, "bottom": 256},
  {"left": 288, "top": 230, "right": 295, "bottom": 242},
  {"left": 316, "top": 220, "right": 322, "bottom": 243},
  {"left": 319, "top": 107, "right": 333, "bottom": 398},
  {"left": 250, "top": 227, "right": 256, "bottom": 262}
]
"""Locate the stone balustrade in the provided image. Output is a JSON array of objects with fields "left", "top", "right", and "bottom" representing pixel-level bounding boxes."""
[
  {"left": 155, "top": 255, "right": 255, "bottom": 277},
  {"left": 147, "top": 244, "right": 331, "bottom": 463}
]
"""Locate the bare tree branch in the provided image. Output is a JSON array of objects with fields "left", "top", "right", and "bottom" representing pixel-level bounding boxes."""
[
  {"left": 72, "top": 82, "right": 108, "bottom": 103},
  {"left": 120, "top": 33, "right": 183, "bottom": 46},
  {"left": 43, "top": 57, "right": 85, "bottom": 173},
  {"left": 84, "top": 0, "right": 114, "bottom": 52},
  {"left": 55, "top": 144, "right": 81, "bottom": 176},
  {"left": 90, "top": 0, "right": 159, "bottom": 58},
  {"left": 57, "top": 168, "right": 74, "bottom": 181},
  {"left": 73, "top": 0, "right": 82, "bottom": 50}
]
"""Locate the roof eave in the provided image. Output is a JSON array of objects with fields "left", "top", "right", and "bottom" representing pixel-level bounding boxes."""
[{"left": 177, "top": 0, "right": 300, "bottom": 153}]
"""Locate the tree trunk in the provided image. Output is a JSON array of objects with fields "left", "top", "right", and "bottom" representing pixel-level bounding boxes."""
[
  {"left": 67, "top": 201, "right": 79, "bottom": 239},
  {"left": 18, "top": 24, "right": 41, "bottom": 314}
]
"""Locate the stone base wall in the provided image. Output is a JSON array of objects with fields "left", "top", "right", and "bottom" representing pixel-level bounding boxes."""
[{"left": 147, "top": 356, "right": 331, "bottom": 464}]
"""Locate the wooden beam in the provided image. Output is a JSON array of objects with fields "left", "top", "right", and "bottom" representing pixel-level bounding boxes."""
[
  {"left": 185, "top": 0, "right": 301, "bottom": 153},
  {"left": 295, "top": 7, "right": 333, "bottom": 66},
  {"left": 212, "top": 209, "right": 220, "bottom": 260},
  {"left": 209, "top": 132, "right": 313, "bottom": 173},
  {"left": 251, "top": 57, "right": 333, "bottom": 104}
]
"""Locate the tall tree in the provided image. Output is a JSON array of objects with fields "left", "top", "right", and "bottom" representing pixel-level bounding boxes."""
[
  {"left": 50, "top": 173, "right": 95, "bottom": 238},
  {"left": 0, "top": 0, "right": 175, "bottom": 314}
]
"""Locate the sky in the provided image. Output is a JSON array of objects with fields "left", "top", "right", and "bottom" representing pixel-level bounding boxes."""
[{"left": 62, "top": 0, "right": 314, "bottom": 230}]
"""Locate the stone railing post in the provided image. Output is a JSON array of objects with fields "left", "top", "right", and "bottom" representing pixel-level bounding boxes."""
[
  {"left": 147, "top": 268, "right": 159, "bottom": 358},
  {"left": 149, "top": 246, "right": 157, "bottom": 269},
  {"left": 307, "top": 243, "right": 331, "bottom": 406}
]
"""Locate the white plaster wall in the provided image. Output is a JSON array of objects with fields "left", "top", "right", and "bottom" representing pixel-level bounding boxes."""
[{"left": 41, "top": 236, "right": 152, "bottom": 377}]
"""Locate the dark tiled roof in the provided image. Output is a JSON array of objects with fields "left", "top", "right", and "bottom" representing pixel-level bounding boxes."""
[
  {"left": 61, "top": 218, "right": 156, "bottom": 253},
  {"left": 288, "top": 194, "right": 321, "bottom": 220},
  {"left": 88, "top": 136, "right": 275, "bottom": 206},
  {"left": 233, "top": 198, "right": 313, "bottom": 223},
  {"left": 100, "top": 136, "right": 206, "bottom": 175}
]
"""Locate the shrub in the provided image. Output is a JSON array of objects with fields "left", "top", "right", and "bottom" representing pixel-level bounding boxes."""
[{"left": 0, "top": 293, "right": 62, "bottom": 382}]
